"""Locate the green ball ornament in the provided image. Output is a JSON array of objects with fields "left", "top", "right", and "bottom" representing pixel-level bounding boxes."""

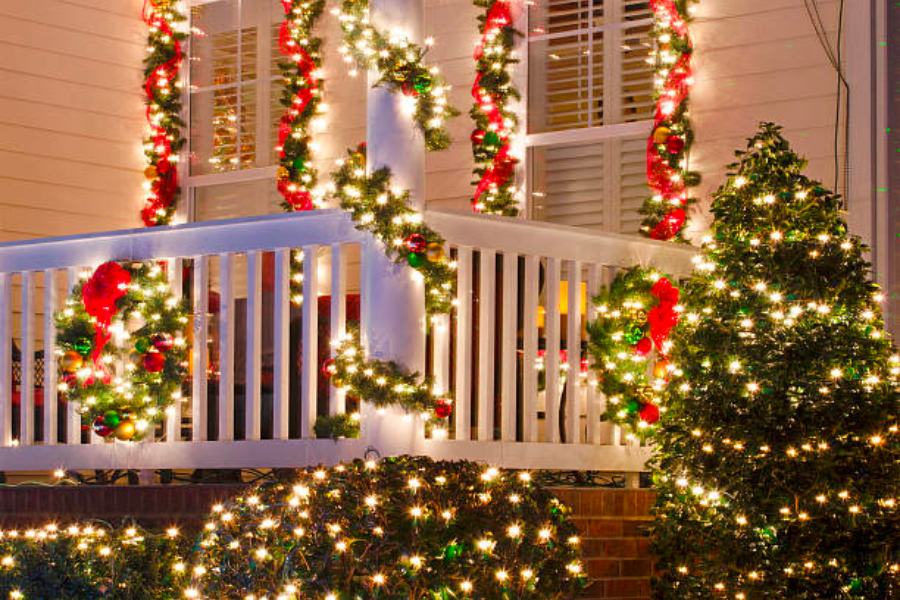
[
  {"left": 135, "top": 337, "right": 151, "bottom": 354},
  {"left": 413, "top": 73, "right": 433, "bottom": 94},
  {"left": 74, "top": 337, "right": 92, "bottom": 356},
  {"left": 408, "top": 252, "right": 425, "bottom": 268},
  {"left": 624, "top": 324, "right": 645, "bottom": 345},
  {"left": 483, "top": 130, "right": 501, "bottom": 147},
  {"left": 103, "top": 410, "right": 121, "bottom": 429},
  {"left": 292, "top": 157, "right": 307, "bottom": 172},
  {"left": 443, "top": 543, "right": 461, "bottom": 560},
  {"left": 626, "top": 400, "right": 641, "bottom": 415}
]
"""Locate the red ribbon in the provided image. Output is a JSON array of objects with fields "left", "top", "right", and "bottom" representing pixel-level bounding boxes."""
[
  {"left": 646, "top": 0, "right": 693, "bottom": 240},
  {"left": 82, "top": 262, "right": 131, "bottom": 383},
  {"left": 646, "top": 277, "right": 680, "bottom": 354}
]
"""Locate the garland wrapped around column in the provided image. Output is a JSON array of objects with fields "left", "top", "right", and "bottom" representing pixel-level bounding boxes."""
[
  {"left": 638, "top": 0, "right": 700, "bottom": 242},
  {"left": 332, "top": 145, "right": 456, "bottom": 316},
  {"left": 335, "top": 0, "right": 459, "bottom": 151},
  {"left": 141, "top": 0, "right": 187, "bottom": 227},
  {"left": 470, "top": 0, "right": 522, "bottom": 216}
]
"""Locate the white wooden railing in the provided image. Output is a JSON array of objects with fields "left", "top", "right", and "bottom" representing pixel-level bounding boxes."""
[{"left": 0, "top": 210, "right": 694, "bottom": 474}]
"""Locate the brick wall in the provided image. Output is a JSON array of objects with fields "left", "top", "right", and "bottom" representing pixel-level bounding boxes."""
[
  {"left": 0, "top": 484, "right": 654, "bottom": 599},
  {"left": 556, "top": 489, "right": 655, "bottom": 600}
]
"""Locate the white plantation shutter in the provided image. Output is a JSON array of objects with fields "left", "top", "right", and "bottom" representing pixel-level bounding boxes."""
[
  {"left": 188, "top": 0, "right": 287, "bottom": 221},
  {"left": 527, "top": 0, "right": 654, "bottom": 233}
]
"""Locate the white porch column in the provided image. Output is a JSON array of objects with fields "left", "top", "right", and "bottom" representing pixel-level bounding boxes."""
[{"left": 360, "top": 0, "right": 427, "bottom": 454}]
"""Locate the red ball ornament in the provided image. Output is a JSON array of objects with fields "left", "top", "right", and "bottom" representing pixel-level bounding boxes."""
[
  {"left": 92, "top": 416, "right": 113, "bottom": 438},
  {"left": 434, "top": 398, "right": 453, "bottom": 419},
  {"left": 634, "top": 336, "right": 653, "bottom": 357},
  {"left": 321, "top": 358, "right": 336, "bottom": 378},
  {"left": 639, "top": 403, "right": 660, "bottom": 424},
  {"left": 666, "top": 135, "right": 685, "bottom": 155},
  {"left": 143, "top": 352, "right": 165, "bottom": 373},
  {"left": 404, "top": 234, "right": 427, "bottom": 254},
  {"left": 153, "top": 334, "right": 174, "bottom": 352}
]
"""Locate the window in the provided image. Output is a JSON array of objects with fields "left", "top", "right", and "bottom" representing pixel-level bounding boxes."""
[
  {"left": 187, "top": 0, "right": 285, "bottom": 220},
  {"left": 527, "top": 0, "right": 654, "bottom": 233}
]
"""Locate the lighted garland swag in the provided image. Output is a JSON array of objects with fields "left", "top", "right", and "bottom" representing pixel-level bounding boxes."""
[
  {"left": 470, "top": 0, "right": 522, "bottom": 216},
  {"left": 140, "top": 0, "right": 187, "bottom": 227},
  {"left": 55, "top": 261, "right": 189, "bottom": 441},
  {"left": 338, "top": 0, "right": 459, "bottom": 151},
  {"left": 586, "top": 267, "right": 681, "bottom": 439}
]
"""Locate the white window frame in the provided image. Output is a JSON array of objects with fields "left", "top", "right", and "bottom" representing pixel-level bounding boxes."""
[
  {"left": 182, "top": 0, "right": 283, "bottom": 222},
  {"left": 522, "top": 0, "right": 655, "bottom": 227}
]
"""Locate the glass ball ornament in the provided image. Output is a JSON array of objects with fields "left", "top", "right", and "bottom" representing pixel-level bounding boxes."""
[
  {"left": 143, "top": 165, "right": 158, "bottom": 180},
  {"left": 143, "top": 352, "right": 166, "bottom": 373},
  {"left": 425, "top": 242, "right": 444, "bottom": 263},
  {"left": 404, "top": 233, "right": 427, "bottom": 254},
  {"left": 103, "top": 410, "right": 121, "bottom": 429},
  {"left": 483, "top": 130, "right": 501, "bottom": 147},
  {"left": 92, "top": 416, "right": 113, "bottom": 438},
  {"left": 652, "top": 125, "right": 671, "bottom": 144},
  {"left": 134, "top": 337, "right": 151, "bottom": 354},
  {"left": 60, "top": 350, "right": 84, "bottom": 373},
  {"left": 413, "top": 73, "right": 433, "bottom": 94},
  {"left": 624, "top": 324, "right": 645, "bottom": 345},
  {"left": 113, "top": 419, "right": 137, "bottom": 441},
  {"left": 434, "top": 398, "right": 453, "bottom": 419},
  {"left": 408, "top": 253, "right": 426, "bottom": 268},
  {"left": 153, "top": 333, "right": 174, "bottom": 352}
]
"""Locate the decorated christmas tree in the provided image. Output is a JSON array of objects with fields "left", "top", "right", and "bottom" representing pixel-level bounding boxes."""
[{"left": 651, "top": 123, "right": 900, "bottom": 599}]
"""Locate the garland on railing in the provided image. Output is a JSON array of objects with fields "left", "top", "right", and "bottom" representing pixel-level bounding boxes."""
[
  {"left": 141, "top": 0, "right": 187, "bottom": 227},
  {"left": 317, "top": 328, "right": 454, "bottom": 438},
  {"left": 55, "top": 262, "right": 189, "bottom": 441},
  {"left": 470, "top": 0, "right": 522, "bottom": 216},
  {"left": 335, "top": 0, "right": 459, "bottom": 151},
  {"left": 276, "top": 0, "right": 326, "bottom": 213},
  {"left": 333, "top": 145, "right": 456, "bottom": 315},
  {"left": 586, "top": 267, "right": 681, "bottom": 439},
  {"left": 638, "top": 0, "right": 700, "bottom": 242}
]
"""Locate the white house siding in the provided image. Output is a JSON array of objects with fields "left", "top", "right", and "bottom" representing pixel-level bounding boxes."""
[
  {"left": 0, "top": 0, "right": 146, "bottom": 243},
  {"left": 689, "top": 0, "right": 844, "bottom": 234}
]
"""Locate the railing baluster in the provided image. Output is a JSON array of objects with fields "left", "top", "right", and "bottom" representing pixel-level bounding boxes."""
[
  {"left": 65, "top": 268, "right": 81, "bottom": 445},
  {"left": 522, "top": 255, "right": 539, "bottom": 443},
  {"left": 330, "top": 244, "right": 346, "bottom": 416},
  {"left": 586, "top": 263, "right": 601, "bottom": 445},
  {"left": 545, "top": 257, "right": 561, "bottom": 443},
  {"left": 565, "top": 260, "right": 582, "bottom": 444},
  {"left": 500, "top": 252, "right": 518, "bottom": 442},
  {"left": 245, "top": 251, "right": 262, "bottom": 441},
  {"left": 43, "top": 269, "right": 58, "bottom": 445},
  {"left": 477, "top": 249, "right": 496, "bottom": 441},
  {"left": 301, "top": 246, "right": 319, "bottom": 438},
  {"left": 218, "top": 253, "right": 235, "bottom": 441},
  {"left": 0, "top": 273, "right": 11, "bottom": 447},
  {"left": 21, "top": 271, "right": 35, "bottom": 445},
  {"left": 603, "top": 265, "right": 621, "bottom": 446},
  {"left": 191, "top": 256, "right": 209, "bottom": 442},
  {"left": 454, "top": 246, "right": 473, "bottom": 441},
  {"left": 272, "top": 249, "right": 290, "bottom": 440},
  {"left": 164, "top": 258, "right": 182, "bottom": 442}
]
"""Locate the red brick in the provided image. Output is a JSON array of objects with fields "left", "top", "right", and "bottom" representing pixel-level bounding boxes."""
[
  {"left": 605, "top": 577, "right": 651, "bottom": 597},
  {"left": 621, "top": 559, "right": 652, "bottom": 577},
  {"left": 622, "top": 519, "right": 651, "bottom": 537},
  {"left": 604, "top": 538, "right": 639, "bottom": 558},
  {"left": 579, "top": 518, "right": 623, "bottom": 538},
  {"left": 588, "top": 558, "right": 621, "bottom": 578}
]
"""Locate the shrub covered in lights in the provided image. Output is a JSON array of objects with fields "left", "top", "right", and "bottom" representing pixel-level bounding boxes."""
[
  {"left": 0, "top": 523, "right": 189, "bottom": 599},
  {"left": 185, "top": 456, "right": 586, "bottom": 599},
  {"left": 651, "top": 123, "right": 900, "bottom": 598}
]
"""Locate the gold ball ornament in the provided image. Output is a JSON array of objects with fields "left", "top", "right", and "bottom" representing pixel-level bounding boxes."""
[
  {"left": 60, "top": 350, "right": 84, "bottom": 373},
  {"left": 143, "top": 165, "right": 158, "bottom": 179},
  {"left": 653, "top": 359, "right": 670, "bottom": 379},
  {"left": 277, "top": 166, "right": 290, "bottom": 181},
  {"left": 425, "top": 242, "right": 444, "bottom": 262},
  {"left": 113, "top": 419, "right": 137, "bottom": 441},
  {"left": 652, "top": 126, "right": 671, "bottom": 144}
]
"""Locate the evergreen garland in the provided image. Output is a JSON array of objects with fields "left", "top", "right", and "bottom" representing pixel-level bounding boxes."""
[
  {"left": 140, "top": 0, "right": 187, "bottom": 227},
  {"left": 470, "top": 0, "right": 522, "bottom": 216},
  {"left": 336, "top": 0, "right": 459, "bottom": 151},
  {"left": 332, "top": 145, "right": 456, "bottom": 316}
]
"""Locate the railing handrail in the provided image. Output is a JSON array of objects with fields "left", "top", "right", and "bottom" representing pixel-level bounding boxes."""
[
  {"left": 426, "top": 210, "right": 697, "bottom": 276},
  {"left": 0, "top": 209, "right": 365, "bottom": 273}
]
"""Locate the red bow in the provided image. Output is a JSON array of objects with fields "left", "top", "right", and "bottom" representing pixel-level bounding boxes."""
[{"left": 82, "top": 262, "right": 131, "bottom": 382}]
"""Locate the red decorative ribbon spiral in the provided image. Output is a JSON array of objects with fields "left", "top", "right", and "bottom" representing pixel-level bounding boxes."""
[
  {"left": 471, "top": 0, "right": 521, "bottom": 215},
  {"left": 646, "top": 0, "right": 694, "bottom": 241},
  {"left": 82, "top": 262, "right": 131, "bottom": 384},
  {"left": 141, "top": 0, "right": 184, "bottom": 227}
]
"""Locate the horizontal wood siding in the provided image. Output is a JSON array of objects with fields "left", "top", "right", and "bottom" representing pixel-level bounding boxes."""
[{"left": 0, "top": 0, "right": 146, "bottom": 241}]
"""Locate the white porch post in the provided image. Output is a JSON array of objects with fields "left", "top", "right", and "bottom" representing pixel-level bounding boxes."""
[{"left": 360, "top": 0, "right": 427, "bottom": 454}]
